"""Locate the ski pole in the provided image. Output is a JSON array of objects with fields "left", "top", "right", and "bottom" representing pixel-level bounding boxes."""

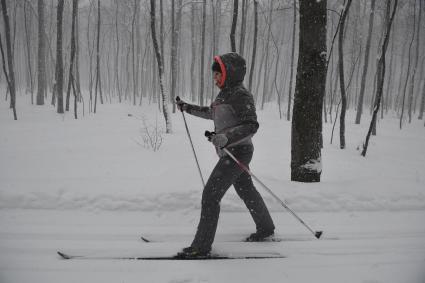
[
  {"left": 205, "top": 131, "right": 323, "bottom": 239},
  {"left": 176, "top": 96, "right": 205, "bottom": 187}
]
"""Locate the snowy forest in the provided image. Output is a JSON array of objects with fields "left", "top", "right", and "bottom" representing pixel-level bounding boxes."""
[
  {"left": 2, "top": 0, "right": 424, "bottom": 125},
  {"left": 0, "top": 0, "right": 424, "bottom": 282}
]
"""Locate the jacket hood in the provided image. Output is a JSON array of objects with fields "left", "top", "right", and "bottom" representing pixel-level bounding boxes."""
[{"left": 214, "top": 53, "right": 246, "bottom": 88}]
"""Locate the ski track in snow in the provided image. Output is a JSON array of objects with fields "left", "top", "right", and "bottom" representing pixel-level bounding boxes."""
[
  {"left": 0, "top": 210, "right": 424, "bottom": 283},
  {"left": 1, "top": 99, "right": 425, "bottom": 282}
]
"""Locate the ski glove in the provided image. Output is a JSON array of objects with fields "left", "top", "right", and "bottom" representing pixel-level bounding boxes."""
[
  {"left": 176, "top": 99, "right": 189, "bottom": 112},
  {"left": 210, "top": 133, "right": 228, "bottom": 148}
]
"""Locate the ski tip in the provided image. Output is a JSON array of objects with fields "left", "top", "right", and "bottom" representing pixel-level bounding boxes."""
[
  {"left": 140, "top": 236, "right": 150, "bottom": 243},
  {"left": 57, "top": 251, "right": 71, "bottom": 259},
  {"left": 315, "top": 231, "right": 323, "bottom": 239}
]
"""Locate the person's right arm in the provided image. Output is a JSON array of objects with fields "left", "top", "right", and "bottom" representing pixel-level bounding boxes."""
[{"left": 177, "top": 100, "right": 212, "bottom": 120}]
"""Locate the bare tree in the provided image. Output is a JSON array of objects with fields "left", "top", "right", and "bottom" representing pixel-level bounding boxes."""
[
  {"left": 248, "top": 0, "right": 258, "bottom": 91},
  {"left": 199, "top": 0, "right": 206, "bottom": 106},
  {"left": 230, "top": 0, "right": 238, "bottom": 52},
  {"left": 65, "top": 0, "right": 78, "bottom": 118},
  {"left": 408, "top": 0, "right": 421, "bottom": 123},
  {"left": 150, "top": 0, "right": 172, "bottom": 133},
  {"left": 23, "top": 1, "right": 34, "bottom": 104},
  {"left": 287, "top": 0, "right": 297, "bottom": 121},
  {"left": 291, "top": 0, "right": 327, "bottom": 182},
  {"left": 355, "top": 0, "right": 376, "bottom": 124},
  {"left": 36, "top": 0, "right": 46, "bottom": 105},
  {"left": 338, "top": 0, "right": 353, "bottom": 149},
  {"left": 55, "top": 0, "right": 65, "bottom": 114},
  {"left": 399, "top": 1, "right": 416, "bottom": 129},
  {"left": 190, "top": 3, "right": 197, "bottom": 101},
  {"left": 94, "top": 0, "right": 102, "bottom": 113},
  {"left": 114, "top": 0, "right": 121, "bottom": 103},
  {"left": 239, "top": 0, "right": 247, "bottom": 57},
  {"left": 0, "top": 0, "right": 17, "bottom": 120},
  {"left": 362, "top": 0, "right": 398, "bottom": 156}
]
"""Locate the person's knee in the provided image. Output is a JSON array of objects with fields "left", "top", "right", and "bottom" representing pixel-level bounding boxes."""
[{"left": 201, "top": 188, "right": 221, "bottom": 207}]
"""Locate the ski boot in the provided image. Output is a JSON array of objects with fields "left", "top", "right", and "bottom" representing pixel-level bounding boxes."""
[
  {"left": 245, "top": 230, "right": 275, "bottom": 242},
  {"left": 175, "top": 246, "right": 211, "bottom": 259}
]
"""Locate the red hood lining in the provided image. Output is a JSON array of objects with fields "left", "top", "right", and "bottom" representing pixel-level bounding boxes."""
[{"left": 214, "top": 56, "right": 227, "bottom": 88}]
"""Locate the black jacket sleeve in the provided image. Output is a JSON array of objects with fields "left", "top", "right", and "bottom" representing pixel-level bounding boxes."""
[
  {"left": 186, "top": 104, "right": 213, "bottom": 120},
  {"left": 225, "top": 90, "right": 259, "bottom": 145}
]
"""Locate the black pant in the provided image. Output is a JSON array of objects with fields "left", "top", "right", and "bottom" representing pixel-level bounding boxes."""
[{"left": 191, "top": 145, "right": 275, "bottom": 251}]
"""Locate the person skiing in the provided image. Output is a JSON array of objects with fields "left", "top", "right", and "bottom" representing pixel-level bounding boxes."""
[{"left": 175, "top": 52, "right": 275, "bottom": 259}]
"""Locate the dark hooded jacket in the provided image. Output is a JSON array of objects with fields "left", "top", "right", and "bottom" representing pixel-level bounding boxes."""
[{"left": 186, "top": 53, "right": 259, "bottom": 155}]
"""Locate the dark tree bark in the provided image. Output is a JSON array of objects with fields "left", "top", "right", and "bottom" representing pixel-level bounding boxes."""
[
  {"left": 55, "top": 0, "right": 65, "bottom": 114},
  {"left": 36, "top": 0, "right": 46, "bottom": 105},
  {"left": 248, "top": 0, "right": 258, "bottom": 91},
  {"left": 114, "top": 0, "right": 121, "bottom": 103},
  {"left": 199, "top": 0, "right": 206, "bottom": 106},
  {"left": 1, "top": 0, "right": 17, "bottom": 120},
  {"left": 291, "top": 0, "right": 327, "bottom": 182},
  {"left": 94, "top": 0, "right": 102, "bottom": 113},
  {"left": 190, "top": 3, "right": 197, "bottom": 101},
  {"left": 408, "top": 0, "right": 421, "bottom": 123},
  {"left": 65, "top": 0, "right": 78, "bottom": 118},
  {"left": 24, "top": 1, "right": 34, "bottom": 104},
  {"left": 150, "top": 0, "right": 172, "bottom": 133},
  {"left": 338, "top": 0, "right": 353, "bottom": 149},
  {"left": 399, "top": 1, "right": 416, "bottom": 129},
  {"left": 239, "top": 0, "right": 247, "bottom": 57},
  {"left": 287, "top": 0, "right": 297, "bottom": 121},
  {"left": 355, "top": 0, "right": 376, "bottom": 124},
  {"left": 230, "top": 0, "right": 238, "bottom": 52},
  {"left": 362, "top": 0, "right": 398, "bottom": 157},
  {"left": 0, "top": 33, "right": 17, "bottom": 120},
  {"left": 260, "top": 0, "right": 273, "bottom": 110}
]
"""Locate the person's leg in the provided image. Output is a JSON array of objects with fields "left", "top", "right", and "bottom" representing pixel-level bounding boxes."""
[
  {"left": 233, "top": 170, "right": 275, "bottom": 235},
  {"left": 190, "top": 154, "right": 246, "bottom": 252}
]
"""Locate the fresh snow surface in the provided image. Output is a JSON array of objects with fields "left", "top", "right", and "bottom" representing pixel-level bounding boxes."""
[{"left": 1, "top": 98, "right": 425, "bottom": 283}]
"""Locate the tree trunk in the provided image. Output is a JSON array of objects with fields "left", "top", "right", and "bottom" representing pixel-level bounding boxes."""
[
  {"left": 291, "top": 0, "right": 327, "bottom": 182},
  {"left": 36, "top": 0, "right": 46, "bottom": 105},
  {"left": 55, "top": 0, "right": 65, "bottom": 114},
  {"left": 408, "top": 0, "right": 421, "bottom": 123},
  {"left": 355, "top": 0, "right": 376, "bottom": 124},
  {"left": 260, "top": 0, "right": 273, "bottom": 110},
  {"left": 190, "top": 4, "right": 197, "bottom": 101},
  {"left": 248, "top": 0, "right": 258, "bottom": 91},
  {"left": 338, "top": 0, "right": 353, "bottom": 149},
  {"left": 150, "top": 0, "right": 172, "bottom": 134},
  {"left": 239, "top": 0, "right": 247, "bottom": 57},
  {"left": 400, "top": 2, "right": 416, "bottom": 129},
  {"left": 287, "top": 0, "right": 297, "bottom": 121},
  {"left": 230, "top": 0, "right": 238, "bottom": 52},
  {"left": 199, "top": 0, "right": 206, "bottom": 106},
  {"left": 115, "top": 0, "right": 121, "bottom": 103},
  {"left": 94, "top": 0, "right": 102, "bottom": 113},
  {"left": 362, "top": 0, "right": 398, "bottom": 156},
  {"left": 65, "top": 0, "right": 78, "bottom": 118},
  {"left": 24, "top": 1, "right": 34, "bottom": 104},
  {"left": 0, "top": 0, "right": 17, "bottom": 120}
]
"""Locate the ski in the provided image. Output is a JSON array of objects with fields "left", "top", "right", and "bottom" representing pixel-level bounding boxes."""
[
  {"left": 140, "top": 235, "right": 339, "bottom": 243},
  {"left": 57, "top": 251, "right": 285, "bottom": 261},
  {"left": 140, "top": 235, "right": 283, "bottom": 243}
]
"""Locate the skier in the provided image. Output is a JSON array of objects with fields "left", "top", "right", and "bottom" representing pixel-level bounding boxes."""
[{"left": 176, "top": 52, "right": 275, "bottom": 258}]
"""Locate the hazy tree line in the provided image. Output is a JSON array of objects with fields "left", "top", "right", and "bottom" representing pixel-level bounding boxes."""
[
  {"left": 0, "top": 0, "right": 423, "bottom": 180},
  {"left": 0, "top": 0, "right": 423, "bottom": 121}
]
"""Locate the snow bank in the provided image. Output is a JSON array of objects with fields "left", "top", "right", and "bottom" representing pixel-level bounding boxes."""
[{"left": 1, "top": 99, "right": 424, "bottom": 212}]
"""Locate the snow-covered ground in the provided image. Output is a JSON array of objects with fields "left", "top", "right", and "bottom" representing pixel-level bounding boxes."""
[{"left": 1, "top": 98, "right": 425, "bottom": 283}]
